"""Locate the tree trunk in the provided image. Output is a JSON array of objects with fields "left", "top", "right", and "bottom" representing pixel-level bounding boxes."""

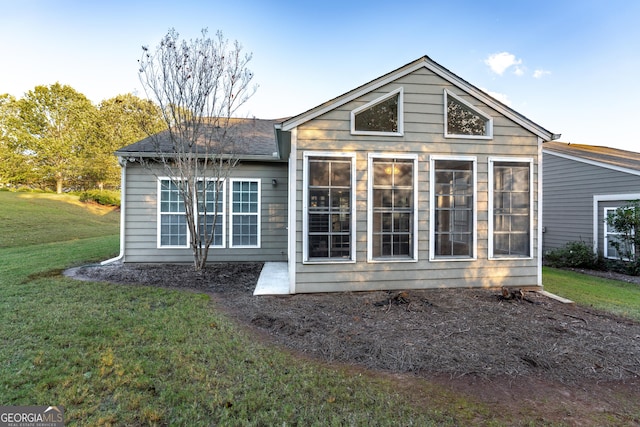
[{"left": 56, "top": 177, "right": 63, "bottom": 194}]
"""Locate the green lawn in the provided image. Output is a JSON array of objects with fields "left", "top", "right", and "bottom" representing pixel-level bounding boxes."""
[
  {"left": 0, "top": 192, "right": 463, "bottom": 425},
  {"left": 2, "top": 192, "right": 638, "bottom": 425},
  {"left": 543, "top": 266, "right": 640, "bottom": 321}
]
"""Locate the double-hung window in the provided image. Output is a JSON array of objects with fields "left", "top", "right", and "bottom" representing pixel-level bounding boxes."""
[
  {"left": 159, "top": 179, "right": 188, "bottom": 247},
  {"left": 489, "top": 159, "right": 532, "bottom": 258},
  {"left": 431, "top": 157, "right": 476, "bottom": 259},
  {"left": 230, "top": 179, "right": 261, "bottom": 248},
  {"left": 304, "top": 153, "right": 355, "bottom": 262},
  {"left": 368, "top": 154, "right": 418, "bottom": 261},
  {"left": 197, "top": 179, "right": 225, "bottom": 248},
  {"left": 604, "top": 207, "right": 634, "bottom": 260}
]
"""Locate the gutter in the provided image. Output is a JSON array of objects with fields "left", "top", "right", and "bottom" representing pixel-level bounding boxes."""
[{"left": 101, "top": 156, "right": 127, "bottom": 265}]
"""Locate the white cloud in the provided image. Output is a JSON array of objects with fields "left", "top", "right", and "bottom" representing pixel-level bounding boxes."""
[
  {"left": 533, "top": 69, "right": 551, "bottom": 79},
  {"left": 480, "top": 88, "right": 512, "bottom": 106},
  {"left": 485, "top": 52, "right": 523, "bottom": 75}
]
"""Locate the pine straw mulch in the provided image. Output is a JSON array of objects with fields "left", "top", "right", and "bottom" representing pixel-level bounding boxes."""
[
  {"left": 68, "top": 262, "right": 640, "bottom": 423},
  {"left": 69, "top": 262, "right": 640, "bottom": 384}
]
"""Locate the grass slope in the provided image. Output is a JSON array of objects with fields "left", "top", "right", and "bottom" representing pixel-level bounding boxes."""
[
  {"left": 0, "top": 193, "right": 464, "bottom": 425},
  {"left": 0, "top": 192, "right": 120, "bottom": 248}
]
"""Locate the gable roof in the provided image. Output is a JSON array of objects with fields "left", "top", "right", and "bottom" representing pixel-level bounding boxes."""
[
  {"left": 279, "top": 56, "right": 560, "bottom": 142},
  {"left": 116, "top": 118, "right": 281, "bottom": 160},
  {"left": 543, "top": 141, "right": 640, "bottom": 175}
]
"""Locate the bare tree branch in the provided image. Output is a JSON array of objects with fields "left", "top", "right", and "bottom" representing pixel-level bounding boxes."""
[{"left": 138, "top": 28, "right": 256, "bottom": 270}]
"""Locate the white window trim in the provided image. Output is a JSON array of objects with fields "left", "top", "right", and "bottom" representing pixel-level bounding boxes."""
[
  {"left": 592, "top": 194, "right": 640, "bottom": 256},
  {"left": 429, "top": 155, "right": 477, "bottom": 261},
  {"left": 444, "top": 89, "right": 493, "bottom": 140},
  {"left": 603, "top": 206, "right": 635, "bottom": 260},
  {"left": 351, "top": 87, "right": 404, "bottom": 136},
  {"left": 302, "top": 151, "right": 357, "bottom": 264},
  {"left": 488, "top": 157, "right": 534, "bottom": 260},
  {"left": 367, "top": 153, "right": 419, "bottom": 263},
  {"left": 229, "top": 178, "right": 261, "bottom": 249},
  {"left": 157, "top": 177, "right": 227, "bottom": 249},
  {"left": 157, "top": 177, "right": 189, "bottom": 249}
]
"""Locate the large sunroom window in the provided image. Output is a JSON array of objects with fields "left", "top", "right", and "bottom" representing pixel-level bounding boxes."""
[
  {"left": 368, "top": 155, "right": 417, "bottom": 261},
  {"left": 431, "top": 158, "right": 476, "bottom": 259},
  {"left": 444, "top": 89, "right": 493, "bottom": 139},
  {"left": 304, "top": 154, "right": 355, "bottom": 262},
  {"left": 490, "top": 159, "right": 532, "bottom": 258},
  {"left": 351, "top": 88, "right": 403, "bottom": 136}
]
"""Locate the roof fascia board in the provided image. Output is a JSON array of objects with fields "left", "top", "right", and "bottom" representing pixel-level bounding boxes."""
[
  {"left": 543, "top": 148, "right": 640, "bottom": 177},
  {"left": 282, "top": 56, "right": 557, "bottom": 141},
  {"left": 115, "top": 151, "right": 285, "bottom": 163}
]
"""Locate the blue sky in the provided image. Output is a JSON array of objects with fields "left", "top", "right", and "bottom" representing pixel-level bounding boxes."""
[{"left": 1, "top": 0, "right": 638, "bottom": 151}]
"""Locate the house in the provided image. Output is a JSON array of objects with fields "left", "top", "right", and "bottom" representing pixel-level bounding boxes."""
[
  {"left": 114, "top": 56, "right": 560, "bottom": 294},
  {"left": 542, "top": 141, "right": 640, "bottom": 259}
]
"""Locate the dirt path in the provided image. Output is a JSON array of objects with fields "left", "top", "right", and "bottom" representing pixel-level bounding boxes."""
[{"left": 69, "top": 262, "right": 640, "bottom": 425}]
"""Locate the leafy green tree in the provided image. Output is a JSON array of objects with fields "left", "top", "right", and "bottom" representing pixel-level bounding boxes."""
[
  {"left": 606, "top": 200, "right": 640, "bottom": 262},
  {"left": 0, "top": 94, "right": 37, "bottom": 185},
  {"left": 18, "top": 83, "right": 97, "bottom": 193},
  {"left": 86, "top": 94, "right": 166, "bottom": 189}
]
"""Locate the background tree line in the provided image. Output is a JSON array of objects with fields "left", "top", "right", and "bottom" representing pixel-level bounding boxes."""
[{"left": 0, "top": 84, "right": 166, "bottom": 193}]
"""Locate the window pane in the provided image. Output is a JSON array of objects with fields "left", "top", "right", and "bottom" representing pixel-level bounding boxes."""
[
  {"left": 354, "top": 93, "right": 398, "bottom": 133},
  {"left": 161, "top": 214, "right": 187, "bottom": 246},
  {"left": 331, "top": 161, "right": 351, "bottom": 187},
  {"left": 447, "top": 96, "right": 488, "bottom": 136},
  {"left": 232, "top": 215, "right": 258, "bottom": 246},
  {"left": 199, "top": 214, "right": 223, "bottom": 246},
  {"left": 309, "top": 161, "right": 329, "bottom": 186}
]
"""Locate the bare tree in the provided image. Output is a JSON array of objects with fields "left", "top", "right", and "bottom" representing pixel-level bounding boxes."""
[{"left": 138, "top": 28, "right": 256, "bottom": 270}]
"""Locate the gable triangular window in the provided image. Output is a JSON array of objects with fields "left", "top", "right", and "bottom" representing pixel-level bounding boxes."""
[
  {"left": 444, "top": 89, "right": 493, "bottom": 139},
  {"left": 351, "top": 88, "right": 403, "bottom": 136}
]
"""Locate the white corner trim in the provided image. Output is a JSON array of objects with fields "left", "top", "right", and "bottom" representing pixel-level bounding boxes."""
[{"left": 288, "top": 128, "right": 298, "bottom": 294}]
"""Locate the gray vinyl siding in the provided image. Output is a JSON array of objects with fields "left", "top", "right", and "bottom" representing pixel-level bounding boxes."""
[
  {"left": 122, "top": 161, "right": 288, "bottom": 263},
  {"left": 293, "top": 67, "right": 541, "bottom": 293},
  {"left": 542, "top": 150, "right": 640, "bottom": 255}
]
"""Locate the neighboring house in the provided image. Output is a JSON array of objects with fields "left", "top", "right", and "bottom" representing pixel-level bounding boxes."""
[
  {"left": 115, "top": 56, "right": 560, "bottom": 293},
  {"left": 542, "top": 141, "right": 640, "bottom": 259}
]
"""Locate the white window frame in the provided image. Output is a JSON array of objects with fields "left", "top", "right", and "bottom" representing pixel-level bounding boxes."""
[
  {"left": 444, "top": 89, "right": 493, "bottom": 140},
  {"left": 229, "top": 178, "right": 261, "bottom": 249},
  {"left": 157, "top": 177, "right": 189, "bottom": 249},
  {"left": 488, "top": 157, "right": 534, "bottom": 260},
  {"left": 429, "top": 155, "right": 477, "bottom": 261},
  {"left": 604, "top": 206, "right": 635, "bottom": 260},
  {"left": 351, "top": 87, "right": 404, "bottom": 136},
  {"left": 367, "top": 153, "right": 418, "bottom": 262},
  {"left": 157, "top": 177, "right": 226, "bottom": 249},
  {"left": 303, "top": 152, "right": 357, "bottom": 264}
]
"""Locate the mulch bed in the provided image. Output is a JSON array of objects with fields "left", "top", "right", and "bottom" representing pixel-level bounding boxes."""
[{"left": 69, "top": 262, "right": 640, "bottom": 386}]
